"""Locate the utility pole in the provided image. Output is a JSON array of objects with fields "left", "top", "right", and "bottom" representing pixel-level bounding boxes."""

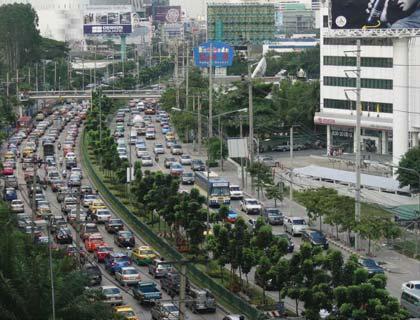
[
  {"left": 197, "top": 96, "right": 202, "bottom": 153},
  {"left": 218, "top": 115, "right": 223, "bottom": 170},
  {"left": 75, "top": 185, "right": 81, "bottom": 263},
  {"left": 185, "top": 42, "right": 189, "bottom": 110},
  {"left": 175, "top": 41, "right": 180, "bottom": 110},
  {"left": 54, "top": 61, "right": 57, "bottom": 90},
  {"left": 47, "top": 219, "right": 56, "bottom": 320},
  {"left": 94, "top": 42, "right": 97, "bottom": 85},
  {"left": 31, "top": 162, "right": 37, "bottom": 239},
  {"left": 43, "top": 61, "right": 46, "bottom": 91},
  {"left": 6, "top": 72, "right": 9, "bottom": 96},
  {"left": 248, "top": 44, "right": 254, "bottom": 163},
  {"left": 179, "top": 264, "right": 187, "bottom": 320},
  {"left": 35, "top": 63, "right": 38, "bottom": 92},
  {"left": 82, "top": 44, "right": 85, "bottom": 90},
  {"left": 240, "top": 115, "right": 245, "bottom": 189},
  {"left": 28, "top": 67, "right": 31, "bottom": 86},
  {"left": 289, "top": 126, "right": 294, "bottom": 201},
  {"left": 355, "top": 39, "right": 362, "bottom": 251},
  {"left": 208, "top": 42, "right": 213, "bottom": 137}
]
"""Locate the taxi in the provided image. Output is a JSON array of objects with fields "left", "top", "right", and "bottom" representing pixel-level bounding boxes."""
[
  {"left": 165, "top": 132, "right": 175, "bottom": 141},
  {"left": 89, "top": 199, "right": 106, "bottom": 214},
  {"left": 113, "top": 305, "right": 139, "bottom": 320},
  {"left": 84, "top": 233, "right": 104, "bottom": 252},
  {"left": 131, "top": 246, "right": 158, "bottom": 266},
  {"left": 22, "top": 147, "right": 34, "bottom": 158},
  {"left": 4, "top": 151, "right": 15, "bottom": 161}
]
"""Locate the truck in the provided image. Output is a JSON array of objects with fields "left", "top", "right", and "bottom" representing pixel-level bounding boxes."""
[
  {"left": 132, "top": 282, "right": 162, "bottom": 305},
  {"left": 43, "top": 142, "right": 55, "bottom": 158},
  {"left": 186, "top": 288, "right": 216, "bottom": 314}
]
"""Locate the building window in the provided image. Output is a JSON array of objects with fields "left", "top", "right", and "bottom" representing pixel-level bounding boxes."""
[
  {"left": 324, "top": 77, "right": 393, "bottom": 90},
  {"left": 323, "top": 15, "right": 328, "bottom": 28},
  {"left": 323, "top": 38, "right": 393, "bottom": 46},
  {"left": 324, "top": 56, "right": 393, "bottom": 68},
  {"left": 324, "top": 99, "right": 393, "bottom": 113}
]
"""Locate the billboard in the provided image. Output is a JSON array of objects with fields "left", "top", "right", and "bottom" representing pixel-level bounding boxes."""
[
  {"left": 193, "top": 41, "right": 234, "bottom": 68},
  {"left": 84, "top": 5, "right": 132, "bottom": 35},
  {"left": 154, "top": 6, "right": 181, "bottom": 23},
  {"left": 331, "top": 0, "right": 420, "bottom": 29}
]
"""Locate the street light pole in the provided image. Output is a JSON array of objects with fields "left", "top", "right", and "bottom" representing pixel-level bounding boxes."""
[
  {"left": 208, "top": 42, "right": 213, "bottom": 137},
  {"left": 248, "top": 44, "right": 254, "bottom": 164}
]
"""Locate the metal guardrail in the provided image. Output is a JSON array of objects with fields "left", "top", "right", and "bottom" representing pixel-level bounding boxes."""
[
  {"left": 80, "top": 131, "right": 267, "bottom": 320},
  {"left": 27, "top": 90, "right": 162, "bottom": 99}
]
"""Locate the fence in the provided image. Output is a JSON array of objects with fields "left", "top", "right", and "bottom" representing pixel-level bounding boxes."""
[{"left": 81, "top": 131, "right": 268, "bottom": 320}]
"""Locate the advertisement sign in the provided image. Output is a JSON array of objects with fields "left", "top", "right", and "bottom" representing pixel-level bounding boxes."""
[
  {"left": 154, "top": 6, "right": 181, "bottom": 23},
  {"left": 193, "top": 41, "right": 234, "bottom": 68},
  {"left": 331, "top": 0, "right": 420, "bottom": 29},
  {"left": 84, "top": 5, "right": 132, "bottom": 35}
]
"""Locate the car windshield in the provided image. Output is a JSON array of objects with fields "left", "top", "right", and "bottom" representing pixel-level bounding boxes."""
[
  {"left": 86, "top": 225, "right": 99, "bottom": 233},
  {"left": 310, "top": 231, "right": 325, "bottom": 241},
  {"left": 120, "top": 311, "right": 135, "bottom": 317},
  {"left": 122, "top": 268, "right": 138, "bottom": 275},
  {"left": 363, "top": 259, "right": 379, "bottom": 267},
  {"left": 172, "top": 164, "right": 182, "bottom": 169},
  {"left": 109, "top": 219, "right": 123, "bottom": 225},
  {"left": 267, "top": 209, "right": 279, "bottom": 215},
  {"left": 230, "top": 186, "right": 240, "bottom": 191},
  {"left": 103, "top": 287, "right": 120, "bottom": 295},
  {"left": 155, "top": 144, "right": 163, "bottom": 148},
  {"left": 99, "top": 246, "right": 113, "bottom": 252},
  {"left": 211, "top": 186, "right": 230, "bottom": 196},
  {"left": 120, "top": 231, "right": 132, "bottom": 238},
  {"left": 247, "top": 200, "right": 258, "bottom": 205},
  {"left": 183, "top": 173, "right": 193, "bottom": 177},
  {"left": 115, "top": 256, "right": 130, "bottom": 263},
  {"left": 141, "top": 249, "right": 154, "bottom": 255},
  {"left": 293, "top": 219, "right": 306, "bottom": 225},
  {"left": 164, "top": 305, "right": 178, "bottom": 313}
]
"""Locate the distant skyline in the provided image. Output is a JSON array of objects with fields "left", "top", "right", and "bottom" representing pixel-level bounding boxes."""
[{"left": 170, "top": 0, "right": 206, "bottom": 18}]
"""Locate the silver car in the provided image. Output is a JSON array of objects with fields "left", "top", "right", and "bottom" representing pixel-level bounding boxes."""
[
  {"left": 115, "top": 266, "right": 141, "bottom": 286},
  {"left": 100, "top": 286, "right": 123, "bottom": 305}
]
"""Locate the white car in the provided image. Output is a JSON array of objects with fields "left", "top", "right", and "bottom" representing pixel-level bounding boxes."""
[
  {"left": 179, "top": 155, "right": 192, "bottom": 165},
  {"left": 284, "top": 216, "right": 307, "bottom": 236},
  {"left": 154, "top": 143, "right": 165, "bottom": 154},
  {"left": 229, "top": 185, "right": 243, "bottom": 200},
  {"left": 136, "top": 150, "right": 149, "bottom": 159},
  {"left": 115, "top": 266, "right": 141, "bottom": 286},
  {"left": 70, "top": 167, "right": 83, "bottom": 178},
  {"left": 65, "top": 152, "right": 76, "bottom": 161},
  {"left": 10, "top": 199, "right": 24, "bottom": 213},
  {"left": 240, "top": 198, "right": 262, "bottom": 215},
  {"left": 93, "top": 208, "right": 112, "bottom": 223},
  {"left": 145, "top": 130, "right": 156, "bottom": 140},
  {"left": 82, "top": 194, "right": 98, "bottom": 207},
  {"left": 118, "top": 151, "right": 128, "bottom": 160},
  {"left": 140, "top": 155, "right": 153, "bottom": 167}
]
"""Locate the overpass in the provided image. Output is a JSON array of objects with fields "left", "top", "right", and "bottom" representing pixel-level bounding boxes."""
[{"left": 27, "top": 89, "right": 162, "bottom": 100}]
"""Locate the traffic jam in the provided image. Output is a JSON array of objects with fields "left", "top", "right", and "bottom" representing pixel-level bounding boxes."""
[{"left": 2, "top": 104, "right": 229, "bottom": 320}]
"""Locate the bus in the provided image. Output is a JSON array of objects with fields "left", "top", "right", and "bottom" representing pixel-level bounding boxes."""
[
  {"left": 194, "top": 171, "right": 230, "bottom": 207},
  {"left": 401, "top": 286, "right": 420, "bottom": 317},
  {"left": 43, "top": 143, "right": 55, "bottom": 159}
]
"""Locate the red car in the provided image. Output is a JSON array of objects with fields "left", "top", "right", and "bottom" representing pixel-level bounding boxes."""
[
  {"left": 2, "top": 167, "right": 14, "bottom": 176},
  {"left": 94, "top": 244, "right": 113, "bottom": 262},
  {"left": 84, "top": 233, "right": 104, "bottom": 252}
]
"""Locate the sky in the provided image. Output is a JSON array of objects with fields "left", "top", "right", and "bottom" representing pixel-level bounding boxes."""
[{"left": 170, "top": 0, "right": 206, "bottom": 18}]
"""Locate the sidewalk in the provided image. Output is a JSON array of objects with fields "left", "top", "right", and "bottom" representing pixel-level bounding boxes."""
[{"left": 181, "top": 142, "right": 420, "bottom": 300}]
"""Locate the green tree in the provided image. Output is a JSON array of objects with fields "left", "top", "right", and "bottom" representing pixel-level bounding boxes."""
[
  {"left": 247, "top": 162, "right": 273, "bottom": 198},
  {"left": 397, "top": 146, "right": 420, "bottom": 190},
  {"left": 265, "top": 182, "right": 284, "bottom": 207}
]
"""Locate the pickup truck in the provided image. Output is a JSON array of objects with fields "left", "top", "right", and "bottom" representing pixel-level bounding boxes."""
[{"left": 132, "top": 282, "right": 162, "bottom": 305}]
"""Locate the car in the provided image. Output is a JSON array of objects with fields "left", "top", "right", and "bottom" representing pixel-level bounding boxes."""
[
  {"left": 148, "top": 259, "right": 173, "bottom": 278},
  {"left": 50, "top": 215, "right": 67, "bottom": 233},
  {"left": 264, "top": 207, "right": 284, "bottom": 225},
  {"left": 2, "top": 166, "right": 14, "bottom": 176},
  {"left": 226, "top": 209, "right": 238, "bottom": 223},
  {"left": 222, "top": 316, "right": 245, "bottom": 320},
  {"left": 80, "top": 223, "right": 99, "bottom": 240},
  {"left": 191, "top": 159, "right": 205, "bottom": 171},
  {"left": 55, "top": 227, "right": 73, "bottom": 244},
  {"left": 131, "top": 246, "right": 158, "bottom": 266},
  {"left": 136, "top": 149, "right": 148, "bottom": 159},
  {"left": 273, "top": 145, "right": 290, "bottom": 152},
  {"left": 170, "top": 144, "right": 183, "bottom": 155},
  {"left": 100, "top": 286, "right": 123, "bottom": 305},
  {"left": 140, "top": 155, "right": 154, "bottom": 167},
  {"left": 181, "top": 172, "right": 195, "bottom": 185},
  {"left": 114, "top": 305, "right": 139, "bottom": 320},
  {"left": 91, "top": 208, "right": 112, "bottom": 223},
  {"left": 164, "top": 157, "right": 177, "bottom": 169},
  {"left": 357, "top": 258, "right": 384, "bottom": 275},
  {"left": 256, "top": 155, "right": 277, "bottom": 167},
  {"left": 82, "top": 194, "right": 98, "bottom": 207},
  {"left": 229, "top": 185, "right": 243, "bottom": 200},
  {"left": 165, "top": 139, "right": 176, "bottom": 149},
  {"left": 104, "top": 253, "right": 132, "bottom": 274},
  {"left": 402, "top": 281, "right": 420, "bottom": 291},
  {"left": 105, "top": 218, "right": 124, "bottom": 233},
  {"left": 5, "top": 175, "right": 18, "bottom": 189},
  {"left": 240, "top": 198, "right": 262, "bottom": 215},
  {"left": 162, "top": 125, "right": 171, "bottom": 134},
  {"left": 273, "top": 232, "right": 295, "bottom": 253},
  {"left": 301, "top": 229, "right": 329, "bottom": 249},
  {"left": 179, "top": 155, "right": 192, "bottom": 165},
  {"left": 67, "top": 210, "right": 87, "bottom": 226},
  {"left": 94, "top": 244, "right": 114, "bottom": 263},
  {"left": 85, "top": 233, "right": 104, "bottom": 252},
  {"left": 284, "top": 216, "right": 307, "bottom": 236},
  {"left": 82, "top": 263, "right": 102, "bottom": 286},
  {"left": 151, "top": 302, "right": 179, "bottom": 320},
  {"left": 153, "top": 143, "right": 165, "bottom": 155},
  {"left": 10, "top": 199, "right": 24, "bottom": 213},
  {"left": 115, "top": 266, "right": 141, "bottom": 286},
  {"left": 89, "top": 199, "right": 106, "bottom": 214},
  {"left": 68, "top": 175, "right": 81, "bottom": 187},
  {"left": 169, "top": 162, "right": 183, "bottom": 177},
  {"left": 146, "top": 130, "right": 156, "bottom": 140},
  {"left": 114, "top": 230, "right": 135, "bottom": 248},
  {"left": 4, "top": 188, "right": 18, "bottom": 201}
]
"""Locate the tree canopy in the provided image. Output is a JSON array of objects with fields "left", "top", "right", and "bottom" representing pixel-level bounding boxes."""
[{"left": 397, "top": 146, "right": 420, "bottom": 190}]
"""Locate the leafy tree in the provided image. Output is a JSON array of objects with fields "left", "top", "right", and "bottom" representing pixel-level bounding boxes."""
[
  {"left": 397, "top": 146, "right": 420, "bottom": 190},
  {"left": 218, "top": 205, "right": 229, "bottom": 222},
  {"left": 247, "top": 162, "right": 273, "bottom": 198},
  {"left": 240, "top": 247, "right": 256, "bottom": 286},
  {"left": 265, "top": 182, "right": 284, "bottom": 207}
]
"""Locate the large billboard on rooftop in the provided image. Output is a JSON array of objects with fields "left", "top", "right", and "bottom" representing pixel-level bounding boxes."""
[{"left": 331, "top": 0, "right": 420, "bottom": 29}]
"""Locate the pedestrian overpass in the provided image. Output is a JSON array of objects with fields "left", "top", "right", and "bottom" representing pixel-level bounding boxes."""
[{"left": 27, "top": 89, "right": 162, "bottom": 100}]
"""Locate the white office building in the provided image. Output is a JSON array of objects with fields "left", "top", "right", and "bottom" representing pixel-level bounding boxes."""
[{"left": 314, "top": 3, "right": 420, "bottom": 165}]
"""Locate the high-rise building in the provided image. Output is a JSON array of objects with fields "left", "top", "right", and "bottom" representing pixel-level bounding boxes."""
[
  {"left": 314, "top": 1, "right": 420, "bottom": 164},
  {"left": 207, "top": 2, "right": 276, "bottom": 45}
]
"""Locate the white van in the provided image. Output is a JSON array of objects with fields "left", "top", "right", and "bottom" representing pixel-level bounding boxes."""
[{"left": 130, "top": 129, "right": 138, "bottom": 145}]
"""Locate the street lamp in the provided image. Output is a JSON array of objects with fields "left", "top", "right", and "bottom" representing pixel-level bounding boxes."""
[{"left": 171, "top": 107, "right": 247, "bottom": 232}]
